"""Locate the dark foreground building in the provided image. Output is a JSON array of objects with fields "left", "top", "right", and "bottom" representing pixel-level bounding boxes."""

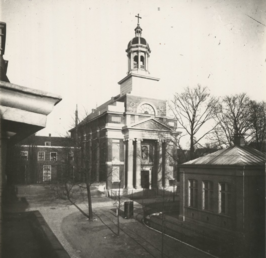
[{"left": 0, "top": 22, "right": 62, "bottom": 257}]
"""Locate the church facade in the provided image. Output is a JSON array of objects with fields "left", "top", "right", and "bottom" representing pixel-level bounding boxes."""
[{"left": 71, "top": 20, "right": 178, "bottom": 191}]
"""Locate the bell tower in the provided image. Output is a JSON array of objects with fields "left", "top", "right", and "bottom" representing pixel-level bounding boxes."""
[
  {"left": 119, "top": 15, "right": 160, "bottom": 98},
  {"left": 126, "top": 14, "right": 151, "bottom": 75}
]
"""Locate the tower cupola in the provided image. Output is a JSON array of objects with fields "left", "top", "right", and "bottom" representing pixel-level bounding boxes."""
[
  {"left": 126, "top": 14, "right": 151, "bottom": 75},
  {"left": 119, "top": 15, "right": 159, "bottom": 98}
]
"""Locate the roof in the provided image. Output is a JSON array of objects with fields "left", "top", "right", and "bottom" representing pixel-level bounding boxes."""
[
  {"left": 127, "top": 37, "right": 150, "bottom": 52},
  {"left": 182, "top": 146, "right": 266, "bottom": 166},
  {"left": 69, "top": 94, "right": 121, "bottom": 131},
  {"left": 18, "top": 135, "right": 74, "bottom": 147}
]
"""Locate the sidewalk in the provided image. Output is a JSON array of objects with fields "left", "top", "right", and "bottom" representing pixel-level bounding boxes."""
[{"left": 3, "top": 185, "right": 215, "bottom": 258}]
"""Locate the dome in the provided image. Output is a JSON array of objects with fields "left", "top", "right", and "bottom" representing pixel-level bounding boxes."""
[{"left": 127, "top": 37, "right": 151, "bottom": 52}]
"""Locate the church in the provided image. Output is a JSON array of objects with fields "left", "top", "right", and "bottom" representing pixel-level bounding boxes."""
[{"left": 70, "top": 16, "right": 179, "bottom": 191}]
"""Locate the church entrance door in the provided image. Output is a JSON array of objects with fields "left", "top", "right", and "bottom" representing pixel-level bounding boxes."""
[{"left": 141, "top": 170, "right": 149, "bottom": 189}]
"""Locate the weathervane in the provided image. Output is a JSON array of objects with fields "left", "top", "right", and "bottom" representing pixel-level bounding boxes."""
[{"left": 135, "top": 14, "right": 142, "bottom": 25}]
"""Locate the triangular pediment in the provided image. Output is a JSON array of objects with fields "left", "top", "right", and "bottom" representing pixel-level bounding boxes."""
[{"left": 130, "top": 118, "right": 172, "bottom": 131}]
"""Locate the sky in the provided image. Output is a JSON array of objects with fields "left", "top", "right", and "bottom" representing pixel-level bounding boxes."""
[{"left": 1, "top": 0, "right": 266, "bottom": 137}]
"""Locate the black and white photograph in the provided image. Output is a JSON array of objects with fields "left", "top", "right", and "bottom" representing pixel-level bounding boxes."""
[{"left": 0, "top": 0, "right": 265, "bottom": 257}]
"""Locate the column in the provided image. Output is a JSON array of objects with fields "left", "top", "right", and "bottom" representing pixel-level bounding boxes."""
[
  {"left": 157, "top": 140, "right": 163, "bottom": 189},
  {"left": 144, "top": 52, "right": 147, "bottom": 70},
  {"left": 162, "top": 141, "right": 167, "bottom": 188},
  {"left": 127, "top": 139, "right": 134, "bottom": 188},
  {"left": 123, "top": 140, "right": 127, "bottom": 188},
  {"left": 146, "top": 53, "right": 149, "bottom": 71},
  {"left": 135, "top": 139, "right": 142, "bottom": 189},
  {"left": 138, "top": 51, "right": 140, "bottom": 69},
  {"left": 131, "top": 53, "right": 134, "bottom": 70},
  {"left": 164, "top": 154, "right": 170, "bottom": 188}
]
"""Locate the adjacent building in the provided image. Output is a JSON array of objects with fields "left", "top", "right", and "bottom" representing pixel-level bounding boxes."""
[
  {"left": 9, "top": 135, "right": 75, "bottom": 184},
  {"left": 178, "top": 137, "right": 265, "bottom": 257},
  {"left": 70, "top": 20, "right": 179, "bottom": 191}
]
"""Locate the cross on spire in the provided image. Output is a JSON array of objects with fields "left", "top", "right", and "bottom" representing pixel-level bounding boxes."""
[{"left": 135, "top": 14, "right": 142, "bottom": 25}]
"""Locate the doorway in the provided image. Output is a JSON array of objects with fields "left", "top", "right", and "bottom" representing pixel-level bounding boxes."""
[{"left": 141, "top": 170, "right": 149, "bottom": 189}]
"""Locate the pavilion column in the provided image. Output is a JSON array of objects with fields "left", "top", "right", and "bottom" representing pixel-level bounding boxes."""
[
  {"left": 127, "top": 139, "right": 134, "bottom": 188},
  {"left": 135, "top": 139, "right": 142, "bottom": 189}
]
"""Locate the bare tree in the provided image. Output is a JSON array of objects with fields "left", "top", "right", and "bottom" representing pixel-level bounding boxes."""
[
  {"left": 247, "top": 100, "right": 266, "bottom": 151},
  {"left": 54, "top": 106, "right": 94, "bottom": 221},
  {"left": 169, "top": 85, "right": 219, "bottom": 160},
  {"left": 209, "top": 93, "right": 251, "bottom": 147}
]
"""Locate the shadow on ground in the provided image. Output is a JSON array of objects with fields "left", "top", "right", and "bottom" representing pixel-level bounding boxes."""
[{"left": 2, "top": 184, "right": 70, "bottom": 258}]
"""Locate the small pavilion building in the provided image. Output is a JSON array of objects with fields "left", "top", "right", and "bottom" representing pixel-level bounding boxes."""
[{"left": 179, "top": 138, "right": 265, "bottom": 257}]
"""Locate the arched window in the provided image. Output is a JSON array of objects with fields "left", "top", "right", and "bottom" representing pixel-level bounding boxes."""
[
  {"left": 140, "top": 56, "right": 145, "bottom": 69},
  {"left": 134, "top": 55, "right": 138, "bottom": 68}
]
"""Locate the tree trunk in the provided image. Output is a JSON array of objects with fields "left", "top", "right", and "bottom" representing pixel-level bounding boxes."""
[
  {"left": 190, "top": 134, "right": 194, "bottom": 160},
  {"left": 85, "top": 173, "right": 93, "bottom": 220}
]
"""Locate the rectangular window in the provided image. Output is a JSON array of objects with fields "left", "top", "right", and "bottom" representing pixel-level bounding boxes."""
[
  {"left": 50, "top": 152, "right": 57, "bottom": 161},
  {"left": 43, "top": 165, "right": 51, "bottom": 182},
  {"left": 112, "top": 166, "right": 120, "bottom": 183},
  {"left": 112, "top": 140, "right": 120, "bottom": 161},
  {"left": 38, "top": 151, "right": 45, "bottom": 161},
  {"left": 111, "top": 116, "right": 121, "bottom": 123},
  {"left": 219, "top": 183, "right": 231, "bottom": 215},
  {"left": 20, "top": 151, "right": 28, "bottom": 160},
  {"left": 45, "top": 141, "right": 51, "bottom": 146},
  {"left": 83, "top": 133, "right": 87, "bottom": 141},
  {"left": 188, "top": 179, "right": 198, "bottom": 208},
  {"left": 202, "top": 181, "right": 213, "bottom": 211}
]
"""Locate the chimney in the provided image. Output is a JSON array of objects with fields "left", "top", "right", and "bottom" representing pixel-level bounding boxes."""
[
  {"left": 92, "top": 109, "right": 96, "bottom": 113},
  {"left": 234, "top": 133, "right": 245, "bottom": 147},
  {"left": 49, "top": 133, "right": 51, "bottom": 137}
]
